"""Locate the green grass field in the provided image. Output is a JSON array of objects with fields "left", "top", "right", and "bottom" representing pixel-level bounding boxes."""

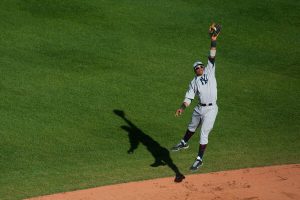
[{"left": 0, "top": 0, "right": 299, "bottom": 199}]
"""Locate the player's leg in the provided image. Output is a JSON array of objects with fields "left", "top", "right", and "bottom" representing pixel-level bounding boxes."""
[
  {"left": 190, "top": 106, "right": 218, "bottom": 171},
  {"left": 171, "top": 109, "right": 201, "bottom": 151}
]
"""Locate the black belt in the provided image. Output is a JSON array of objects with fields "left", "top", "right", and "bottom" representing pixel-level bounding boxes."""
[{"left": 200, "top": 103, "right": 213, "bottom": 106}]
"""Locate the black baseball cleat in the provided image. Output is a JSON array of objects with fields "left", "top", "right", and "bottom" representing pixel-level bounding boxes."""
[
  {"left": 171, "top": 141, "right": 189, "bottom": 151},
  {"left": 190, "top": 158, "right": 203, "bottom": 172},
  {"left": 174, "top": 174, "right": 185, "bottom": 183}
]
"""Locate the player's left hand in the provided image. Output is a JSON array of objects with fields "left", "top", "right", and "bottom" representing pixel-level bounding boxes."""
[
  {"left": 209, "top": 23, "right": 222, "bottom": 39},
  {"left": 211, "top": 35, "right": 218, "bottom": 41}
]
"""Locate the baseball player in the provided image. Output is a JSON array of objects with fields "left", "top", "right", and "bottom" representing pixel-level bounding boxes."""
[{"left": 171, "top": 23, "right": 221, "bottom": 172}]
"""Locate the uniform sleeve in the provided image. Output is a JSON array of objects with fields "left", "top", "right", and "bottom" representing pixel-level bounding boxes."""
[
  {"left": 205, "top": 56, "right": 216, "bottom": 74},
  {"left": 183, "top": 78, "right": 197, "bottom": 105},
  {"left": 208, "top": 56, "right": 215, "bottom": 66}
]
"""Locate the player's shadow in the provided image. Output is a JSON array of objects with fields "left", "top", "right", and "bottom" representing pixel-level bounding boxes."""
[{"left": 113, "top": 109, "right": 184, "bottom": 182}]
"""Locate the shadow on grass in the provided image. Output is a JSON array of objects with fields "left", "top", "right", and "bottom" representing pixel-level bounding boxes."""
[{"left": 113, "top": 109, "right": 185, "bottom": 182}]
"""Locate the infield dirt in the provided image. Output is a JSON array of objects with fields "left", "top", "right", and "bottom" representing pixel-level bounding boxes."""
[{"left": 27, "top": 164, "right": 300, "bottom": 200}]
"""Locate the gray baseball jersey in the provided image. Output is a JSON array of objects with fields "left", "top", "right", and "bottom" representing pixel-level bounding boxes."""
[{"left": 184, "top": 58, "right": 217, "bottom": 106}]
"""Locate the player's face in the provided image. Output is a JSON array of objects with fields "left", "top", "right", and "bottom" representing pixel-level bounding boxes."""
[{"left": 194, "top": 65, "right": 204, "bottom": 76}]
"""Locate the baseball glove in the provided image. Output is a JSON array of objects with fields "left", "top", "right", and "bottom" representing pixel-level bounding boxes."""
[{"left": 209, "top": 23, "right": 222, "bottom": 37}]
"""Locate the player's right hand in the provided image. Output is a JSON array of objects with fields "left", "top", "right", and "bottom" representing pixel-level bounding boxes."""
[{"left": 175, "top": 108, "right": 184, "bottom": 117}]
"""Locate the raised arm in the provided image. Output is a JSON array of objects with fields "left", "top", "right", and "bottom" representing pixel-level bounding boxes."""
[{"left": 208, "top": 23, "right": 221, "bottom": 64}]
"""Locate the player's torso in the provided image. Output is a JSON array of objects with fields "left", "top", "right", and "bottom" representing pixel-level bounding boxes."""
[{"left": 195, "top": 71, "right": 217, "bottom": 103}]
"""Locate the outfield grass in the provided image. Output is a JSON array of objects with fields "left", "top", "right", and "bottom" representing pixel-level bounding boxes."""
[{"left": 0, "top": 0, "right": 299, "bottom": 199}]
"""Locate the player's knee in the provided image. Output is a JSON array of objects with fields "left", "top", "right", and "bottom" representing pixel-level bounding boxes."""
[{"left": 201, "top": 128, "right": 212, "bottom": 136}]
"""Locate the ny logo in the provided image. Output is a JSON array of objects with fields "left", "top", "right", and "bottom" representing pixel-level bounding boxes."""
[{"left": 200, "top": 74, "right": 208, "bottom": 85}]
